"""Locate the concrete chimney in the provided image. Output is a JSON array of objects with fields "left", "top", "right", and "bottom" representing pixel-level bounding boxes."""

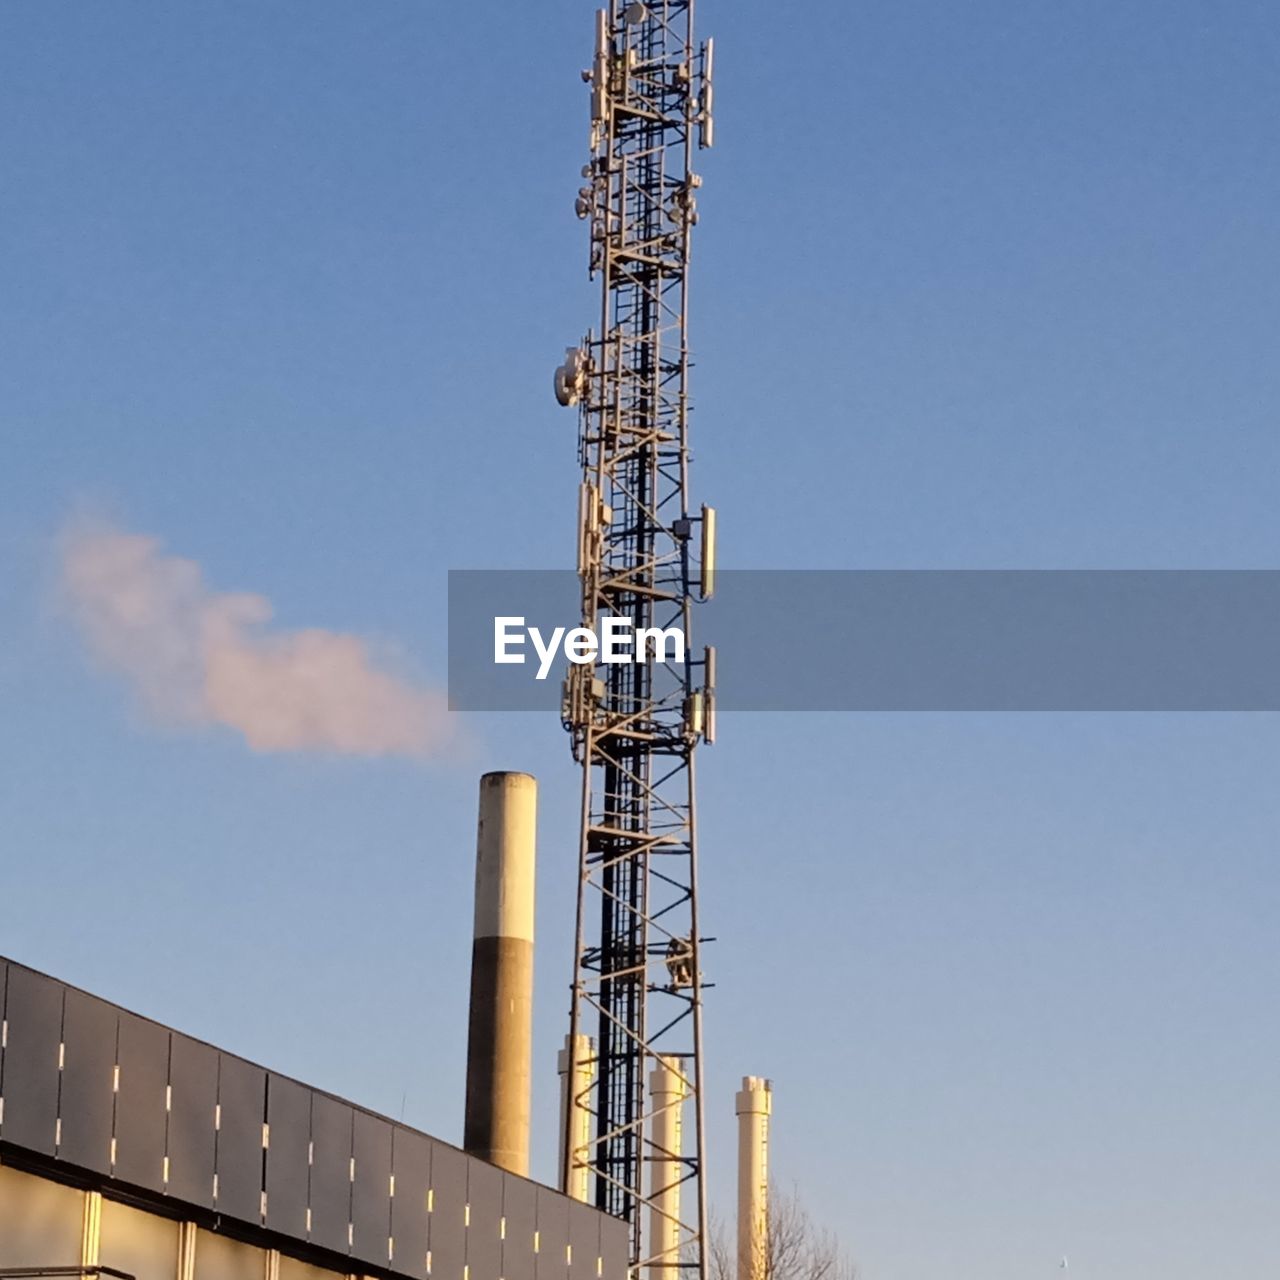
[
  {"left": 649, "top": 1055, "right": 690, "bottom": 1275},
  {"left": 558, "top": 1032, "right": 595, "bottom": 1202},
  {"left": 735, "top": 1076, "right": 772, "bottom": 1280},
  {"left": 464, "top": 771, "right": 537, "bottom": 1175}
]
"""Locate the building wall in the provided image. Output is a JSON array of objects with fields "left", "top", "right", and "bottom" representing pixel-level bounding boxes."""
[
  {"left": 0, "top": 1159, "right": 84, "bottom": 1262},
  {"left": 0, "top": 1161, "right": 345, "bottom": 1280},
  {"left": 0, "top": 959, "right": 627, "bottom": 1280}
]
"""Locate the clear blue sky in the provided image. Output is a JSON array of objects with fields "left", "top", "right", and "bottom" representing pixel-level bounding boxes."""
[{"left": 2, "top": 3, "right": 1277, "bottom": 1277}]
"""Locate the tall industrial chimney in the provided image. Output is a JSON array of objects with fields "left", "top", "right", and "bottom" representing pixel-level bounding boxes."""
[
  {"left": 558, "top": 1032, "right": 595, "bottom": 1202},
  {"left": 649, "top": 1056, "right": 690, "bottom": 1274},
  {"left": 464, "top": 771, "right": 537, "bottom": 1176},
  {"left": 735, "top": 1076, "right": 772, "bottom": 1280}
]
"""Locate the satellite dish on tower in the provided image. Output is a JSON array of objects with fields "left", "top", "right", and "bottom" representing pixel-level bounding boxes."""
[{"left": 553, "top": 346, "right": 588, "bottom": 407}]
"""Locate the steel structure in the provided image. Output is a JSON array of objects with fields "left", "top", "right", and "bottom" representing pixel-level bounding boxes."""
[{"left": 555, "top": 4, "right": 715, "bottom": 1279}]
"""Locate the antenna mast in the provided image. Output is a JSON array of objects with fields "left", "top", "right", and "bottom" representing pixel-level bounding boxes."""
[{"left": 554, "top": 4, "right": 715, "bottom": 1279}]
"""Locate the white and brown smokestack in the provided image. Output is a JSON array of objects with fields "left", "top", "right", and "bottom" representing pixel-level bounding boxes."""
[
  {"left": 736, "top": 1076, "right": 772, "bottom": 1280},
  {"left": 464, "top": 771, "right": 537, "bottom": 1175}
]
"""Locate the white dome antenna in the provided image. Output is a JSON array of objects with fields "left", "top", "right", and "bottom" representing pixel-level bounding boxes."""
[{"left": 553, "top": 346, "right": 589, "bottom": 407}]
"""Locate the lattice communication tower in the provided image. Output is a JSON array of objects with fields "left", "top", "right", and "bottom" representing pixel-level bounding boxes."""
[{"left": 553, "top": 3, "right": 716, "bottom": 1279}]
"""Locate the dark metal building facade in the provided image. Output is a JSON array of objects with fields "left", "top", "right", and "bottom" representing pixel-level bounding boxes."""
[{"left": 0, "top": 958, "right": 626, "bottom": 1280}]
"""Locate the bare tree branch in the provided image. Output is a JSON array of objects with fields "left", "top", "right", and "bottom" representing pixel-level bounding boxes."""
[{"left": 708, "top": 1184, "right": 858, "bottom": 1280}]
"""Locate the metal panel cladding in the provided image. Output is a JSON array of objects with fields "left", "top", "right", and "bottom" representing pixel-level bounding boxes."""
[
  {"left": 308, "top": 1091, "right": 354, "bottom": 1255},
  {"left": 166, "top": 1032, "right": 218, "bottom": 1208},
  {"left": 568, "top": 1200, "right": 602, "bottom": 1280},
  {"left": 536, "top": 1184, "right": 570, "bottom": 1280},
  {"left": 466, "top": 1157, "right": 503, "bottom": 1280},
  {"left": 114, "top": 1012, "right": 170, "bottom": 1192},
  {"left": 0, "top": 963, "right": 64, "bottom": 1154},
  {"left": 214, "top": 1051, "right": 267, "bottom": 1224},
  {"left": 58, "top": 986, "right": 117, "bottom": 1174},
  {"left": 502, "top": 1172, "right": 538, "bottom": 1280},
  {"left": 390, "top": 1124, "right": 433, "bottom": 1280},
  {"left": 351, "top": 1109, "right": 394, "bottom": 1264},
  {"left": 265, "top": 1073, "right": 312, "bottom": 1239},
  {"left": 600, "top": 1214, "right": 629, "bottom": 1280},
  {"left": 428, "top": 1141, "right": 468, "bottom": 1280},
  {"left": 0, "top": 957, "right": 627, "bottom": 1280}
]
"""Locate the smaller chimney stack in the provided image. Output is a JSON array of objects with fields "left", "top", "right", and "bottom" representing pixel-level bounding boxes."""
[
  {"left": 557, "top": 1033, "right": 595, "bottom": 1202},
  {"left": 649, "top": 1056, "right": 690, "bottom": 1275},
  {"left": 464, "top": 771, "right": 537, "bottom": 1176},
  {"left": 735, "top": 1076, "right": 772, "bottom": 1280}
]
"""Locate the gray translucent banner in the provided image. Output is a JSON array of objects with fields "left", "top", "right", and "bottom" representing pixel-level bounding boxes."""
[{"left": 447, "top": 570, "right": 1280, "bottom": 711}]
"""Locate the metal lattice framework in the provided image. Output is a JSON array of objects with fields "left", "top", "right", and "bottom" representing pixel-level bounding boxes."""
[{"left": 556, "top": 3, "right": 715, "bottom": 1278}]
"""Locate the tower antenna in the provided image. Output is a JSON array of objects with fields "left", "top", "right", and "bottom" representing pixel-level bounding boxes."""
[{"left": 554, "top": 5, "right": 716, "bottom": 1279}]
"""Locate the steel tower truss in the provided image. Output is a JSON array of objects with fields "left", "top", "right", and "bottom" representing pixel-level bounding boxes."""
[{"left": 556, "top": 3, "right": 715, "bottom": 1278}]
